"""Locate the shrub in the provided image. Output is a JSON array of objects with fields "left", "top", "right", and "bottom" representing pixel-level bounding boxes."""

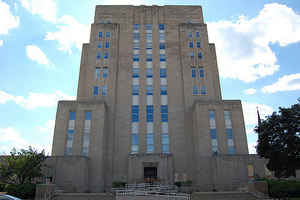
[
  {"left": 266, "top": 179, "right": 300, "bottom": 198},
  {"left": 4, "top": 183, "right": 36, "bottom": 199},
  {"left": 112, "top": 181, "right": 126, "bottom": 188}
]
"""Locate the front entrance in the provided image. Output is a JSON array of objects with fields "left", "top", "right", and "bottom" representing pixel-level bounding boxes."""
[{"left": 144, "top": 167, "right": 157, "bottom": 183}]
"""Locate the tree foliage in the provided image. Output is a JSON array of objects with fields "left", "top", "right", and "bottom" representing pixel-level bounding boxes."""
[
  {"left": 255, "top": 99, "right": 300, "bottom": 178},
  {"left": 0, "top": 147, "right": 47, "bottom": 185}
]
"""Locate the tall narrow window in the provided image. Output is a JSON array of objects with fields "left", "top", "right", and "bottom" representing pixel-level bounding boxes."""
[
  {"left": 131, "top": 105, "right": 139, "bottom": 122},
  {"left": 133, "top": 32, "right": 140, "bottom": 40},
  {"left": 189, "top": 42, "right": 193, "bottom": 48},
  {"left": 132, "top": 85, "right": 139, "bottom": 95},
  {"left": 193, "top": 85, "right": 198, "bottom": 95},
  {"left": 132, "top": 68, "right": 139, "bottom": 78},
  {"left": 199, "top": 67, "right": 204, "bottom": 78},
  {"left": 198, "top": 52, "right": 202, "bottom": 59},
  {"left": 160, "top": 68, "right": 167, "bottom": 78},
  {"left": 160, "top": 54, "right": 166, "bottom": 62},
  {"left": 160, "top": 43, "right": 165, "bottom": 49},
  {"left": 159, "top": 24, "right": 165, "bottom": 30},
  {"left": 196, "top": 32, "right": 200, "bottom": 38},
  {"left": 192, "top": 67, "right": 196, "bottom": 78},
  {"left": 95, "top": 67, "right": 101, "bottom": 79},
  {"left": 65, "top": 111, "right": 76, "bottom": 155},
  {"left": 97, "top": 42, "right": 102, "bottom": 48},
  {"left": 146, "top": 68, "right": 152, "bottom": 78},
  {"left": 133, "top": 24, "right": 139, "bottom": 30},
  {"left": 146, "top": 105, "right": 154, "bottom": 122},
  {"left": 188, "top": 32, "right": 193, "bottom": 38},
  {"left": 146, "top": 134, "right": 154, "bottom": 153},
  {"left": 160, "top": 85, "right": 167, "bottom": 95},
  {"left": 146, "top": 42, "right": 152, "bottom": 49},
  {"left": 201, "top": 86, "right": 206, "bottom": 95},
  {"left": 159, "top": 33, "right": 165, "bottom": 41},
  {"left": 102, "top": 85, "right": 107, "bottom": 96},
  {"left": 209, "top": 110, "right": 218, "bottom": 155},
  {"left": 146, "top": 54, "right": 152, "bottom": 62},
  {"left": 131, "top": 134, "right": 139, "bottom": 153},
  {"left": 97, "top": 52, "right": 101, "bottom": 59},
  {"left": 106, "top": 32, "right": 110, "bottom": 38},
  {"left": 105, "top": 41, "right": 109, "bottom": 48},
  {"left": 146, "top": 85, "right": 153, "bottom": 95},
  {"left": 103, "top": 67, "right": 108, "bottom": 79},
  {"left": 93, "top": 86, "right": 98, "bottom": 96},
  {"left": 224, "top": 110, "right": 235, "bottom": 154},
  {"left": 82, "top": 111, "right": 91, "bottom": 156},
  {"left": 133, "top": 42, "right": 140, "bottom": 50},
  {"left": 104, "top": 52, "right": 109, "bottom": 59},
  {"left": 161, "top": 134, "right": 169, "bottom": 153},
  {"left": 197, "top": 42, "right": 201, "bottom": 48},
  {"left": 99, "top": 32, "right": 102, "bottom": 38},
  {"left": 133, "top": 54, "right": 139, "bottom": 62},
  {"left": 161, "top": 105, "right": 168, "bottom": 122}
]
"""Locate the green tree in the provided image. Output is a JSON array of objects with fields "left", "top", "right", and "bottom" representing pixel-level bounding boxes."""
[
  {"left": 255, "top": 99, "right": 300, "bottom": 178},
  {"left": 0, "top": 146, "right": 47, "bottom": 185}
]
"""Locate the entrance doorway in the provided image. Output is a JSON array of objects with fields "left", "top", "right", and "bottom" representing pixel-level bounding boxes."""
[{"left": 144, "top": 167, "right": 157, "bottom": 182}]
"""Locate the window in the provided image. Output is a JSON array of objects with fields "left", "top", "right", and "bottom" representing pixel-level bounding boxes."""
[
  {"left": 201, "top": 86, "right": 206, "bottom": 95},
  {"left": 210, "top": 129, "right": 217, "bottom": 139},
  {"left": 132, "top": 68, "right": 139, "bottom": 78},
  {"left": 93, "top": 86, "right": 98, "bottom": 96},
  {"left": 159, "top": 33, "right": 165, "bottom": 41},
  {"left": 103, "top": 67, "right": 108, "bottom": 79},
  {"left": 97, "top": 42, "right": 102, "bottom": 48},
  {"left": 104, "top": 52, "right": 109, "bottom": 59},
  {"left": 146, "top": 105, "right": 154, "bottom": 122},
  {"left": 192, "top": 67, "right": 196, "bottom": 78},
  {"left": 161, "top": 105, "right": 168, "bottom": 122},
  {"left": 131, "top": 105, "right": 139, "bottom": 122},
  {"left": 133, "top": 24, "right": 139, "bottom": 30},
  {"left": 160, "top": 85, "right": 167, "bottom": 95},
  {"left": 105, "top": 41, "right": 109, "bottom": 48},
  {"left": 189, "top": 42, "right": 193, "bottom": 48},
  {"left": 146, "top": 54, "right": 152, "bottom": 62},
  {"left": 132, "top": 85, "right": 139, "bottom": 95},
  {"left": 146, "top": 33, "right": 152, "bottom": 40},
  {"left": 97, "top": 52, "right": 101, "bottom": 59},
  {"left": 99, "top": 32, "right": 102, "bottom": 38},
  {"left": 146, "top": 134, "right": 154, "bottom": 153},
  {"left": 146, "top": 24, "right": 152, "bottom": 30},
  {"left": 209, "top": 110, "right": 216, "bottom": 129},
  {"left": 198, "top": 52, "right": 202, "bottom": 59},
  {"left": 160, "top": 43, "right": 165, "bottom": 50},
  {"left": 197, "top": 42, "right": 201, "bottom": 48},
  {"left": 102, "top": 85, "right": 107, "bottom": 96},
  {"left": 146, "top": 42, "right": 152, "bottom": 49},
  {"left": 69, "top": 111, "right": 76, "bottom": 120},
  {"left": 159, "top": 24, "right": 165, "bottom": 30},
  {"left": 226, "top": 129, "right": 233, "bottom": 139},
  {"left": 107, "top": 19, "right": 112, "bottom": 24},
  {"left": 188, "top": 32, "right": 193, "bottom": 38},
  {"left": 199, "top": 67, "right": 204, "bottom": 78},
  {"left": 196, "top": 32, "right": 200, "bottom": 38},
  {"left": 85, "top": 111, "right": 91, "bottom": 120},
  {"left": 146, "top": 85, "right": 153, "bottom": 95},
  {"left": 133, "top": 54, "right": 139, "bottom": 62},
  {"left": 224, "top": 111, "right": 232, "bottom": 128},
  {"left": 133, "top": 42, "right": 139, "bottom": 50},
  {"left": 161, "top": 134, "right": 169, "bottom": 153},
  {"left": 106, "top": 32, "right": 110, "bottom": 38},
  {"left": 131, "top": 133, "right": 139, "bottom": 153},
  {"left": 160, "top": 54, "right": 166, "bottom": 62},
  {"left": 228, "top": 146, "right": 235, "bottom": 154},
  {"left": 189, "top": 52, "right": 194, "bottom": 59},
  {"left": 160, "top": 68, "right": 167, "bottom": 78},
  {"left": 133, "top": 32, "right": 140, "bottom": 40},
  {"left": 95, "top": 67, "right": 101, "bottom": 79},
  {"left": 146, "top": 68, "right": 152, "bottom": 78},
  {"left": 193, "top": 85, "right": 198, "bottom": 95}
]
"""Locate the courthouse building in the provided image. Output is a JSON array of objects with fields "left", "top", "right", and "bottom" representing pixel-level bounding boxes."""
[{"left": 50, "top": 5, "right": 267, "bottom": 193}]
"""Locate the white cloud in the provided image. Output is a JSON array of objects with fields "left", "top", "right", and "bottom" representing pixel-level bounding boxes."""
[
  {"left": 262, "top": 73, "right": 300, "bottom": 93},
  {"left": 243, "top": 88, "right": 256, "bottom": 95},
  {"left": 242, "top": 102, "right": 274, "bottom": 126},
  {"left": 0, "top": 40, "right": 3, "bottom": 46},
  {"left": 45, "top": 15, "right": 90, "bottom": 54},
  {"left": 0, "top": 1, "right": 19, "bottom": 35},
  {"left": 0, "top": 90, "right": 75, "bottom": 109},
  {"left": 0, "top": 127, "right": 52, "bottom": 155},
  {"left": 208, "top": 3, "right": 300, "bottom": 82},
  {"left": 20, "top": 0, "right": 57, "bottom": 23},
  {"left": 26, "top": 45, "right": 53, "bottom": 67},
  {"left": 248, "top": 142, "right": 257, "bottom": 154}
]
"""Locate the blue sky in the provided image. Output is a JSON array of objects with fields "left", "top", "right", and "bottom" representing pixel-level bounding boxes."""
[{"left": 0, "top": 0, "right": 300, "bottom": 155}]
